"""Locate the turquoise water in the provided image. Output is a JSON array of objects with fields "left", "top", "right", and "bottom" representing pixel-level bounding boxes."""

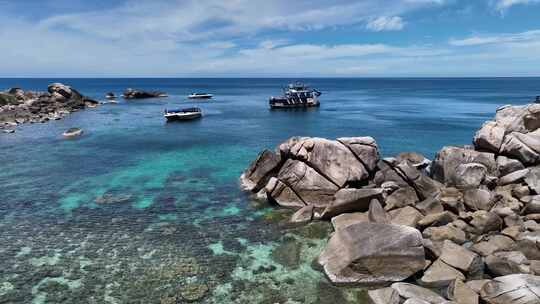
[{"left": 1, "top": 78, "right": 539, "bottom": 303}]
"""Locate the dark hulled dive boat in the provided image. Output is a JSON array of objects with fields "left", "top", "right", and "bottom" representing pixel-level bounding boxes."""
[
  {"left": 269, "top": 82, "right": 321, "bottom": 109},
  {"left": 188, "top": 93, "right": 213, "bottom": 99},
  {"left": 164, "top": 107, "right": 202, "bottom": 121}
]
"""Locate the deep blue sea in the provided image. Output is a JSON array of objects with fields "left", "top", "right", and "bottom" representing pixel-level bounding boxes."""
[{"left": 1, "top": 78, "right": 539, "bottom": 303}]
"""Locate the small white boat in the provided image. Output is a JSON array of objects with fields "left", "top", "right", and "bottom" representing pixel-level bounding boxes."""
[
  {"left": 63, "top": 127, "right": 83, "bottom": 138},
  {"left": 188, "top": 93, "right": 213, "bottom": 99},
  {"left": 164, "top": 107, "right": 202, "bottom": 121}
]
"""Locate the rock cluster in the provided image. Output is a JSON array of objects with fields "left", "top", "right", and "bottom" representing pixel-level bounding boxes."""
[
  {"left": 241, "top": 103, "right": 540, "bottom": 304},
  {"left": 0, "top": 83, "right": 98, "bottom": 132},
  {"left": 122, "top": 88, "right": 167, "bottom": 99}
]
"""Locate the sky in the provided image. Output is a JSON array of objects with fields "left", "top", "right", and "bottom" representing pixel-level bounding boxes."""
[{"left": 1, "top": 0, "right": 540, "bottom": 77}]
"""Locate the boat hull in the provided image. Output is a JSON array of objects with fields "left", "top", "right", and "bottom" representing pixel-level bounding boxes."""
[
  {"left": 164, "top": 112, "right": 202, "bottom": 121},
  {"left": 188, "top": 95, "right": 213, "bottom": 99},
  {"left": 269, "top": 102, "right": 320, "bottom": 109}
]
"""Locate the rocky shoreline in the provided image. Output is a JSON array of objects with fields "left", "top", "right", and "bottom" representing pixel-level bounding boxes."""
[
  {"left": 0, "top": 83, "right": 99, "bottom": 132},
  {"left": 240, "top": 103, "right": 540, "bottom": 303}
]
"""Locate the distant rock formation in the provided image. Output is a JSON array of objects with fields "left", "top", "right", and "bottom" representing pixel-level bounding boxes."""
[
  {"left": 0, "top": 83, "right": 99, "bottom": 132},
  {"left": 122, "top": 88, "right": 167, "bottom": 99},
  {"left": 241, "top": 103, "right": 540, "bottom": 303}
]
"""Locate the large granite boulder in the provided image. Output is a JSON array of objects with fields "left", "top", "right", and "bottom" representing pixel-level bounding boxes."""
[
  {"left": 266, "top": 159, "right": 339, "bottom": 207},
  {"left": 337, "top": 136, "right": 380, "bottom": 172},
  {"left": 524, "top": 166, "right": 540, "bottom": 194},
  {"left": 321, "top": 188, "right": 383, "bottom": 219},
  {"left": 480, "top": 274, "right": 540, "bottom": 304},
  {"left": 318, "top": 222, "right": 425, "bottom": 285},
  {"left": 284, "top": 137, "right": 370, "bottom": 187},
  {"left": 500, "top": 130, "right": 540, "bottom": 165},
  {"left": 473, "top": 104, "right": 540, "bottom": 165},
  {"left": 240, "top": 149, "right": 282, "bottom": 192},
  {"left": 391, "top": 283, "right": 448, "bottom": 304},
  {"left": 431, "top": 146, "right": 497, "bottom": 188},
  {"left": 474, "top": 121, "right": 506, "bottom": 152}
]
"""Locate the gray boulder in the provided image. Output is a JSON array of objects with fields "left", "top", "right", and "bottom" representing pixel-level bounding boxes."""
[
  {"left": 391, "top": 282, "right": 447, "bottom": 304},
  {"left": 468, "top": 211, "right": 503, "bottom": 234},
  {"left": 385, "top": 186, "right": 419, "bottom": 211},
  {"left": 454, "top": 163, "right": 487, "bottom": 189},
  {"left": 463, "top": 189, "right": 496, "bottom": 211},
  {"left": 516, "top": 231, "right": 540, "bottom": 260},
  {"left": 496, "top": 156, "right": 525, "bottom": 177},
  {"left": 524, "top": 166, "right": 540, "bottom": 194},
  {"left": 447, "top": 279, "right": 479, "bottom": 304},
  {"left": 485, "top": 251, "right": 531, "bottom": 276},
  {"left": 318, "top": 222, "right": 425, "bottom": 285},
  {"left": 499, "top": 131, "right": 540, "bottom": 165},
  {"left": 474, "top": 121, "right": 505, "bottom": 152},
  {"left": 337, "top": 136, "right": 380, "bottom": 172},
  {"left": 480, "top": 274, "right": 540, "bottom": 304},
  {"left": 471, "top": 234, "right": 517, "bottom": 257},
  {"left": 431, "top": 146, "right": 497, "bottom": 186},
  {"left": 389, "top": 206, "right": 424, "bottom": 228},
  {"left": 439, "top": 240, "right": 482, "bottom": 274},
  {"left": 423, "top": 224, "right": 467, "bottom": 244},
  {"left": 268, "top": 159, "right": 339, "bottom": 207},
  {"left": 321, "top": 188, "right": 383, "bottom": 219},
  {"left": 286, "top": 137, "right": 370, "bottom": 187},
  {"left": 240, "top": 149, "right": 282, "bottom": 192},
  {"left": 367, "top": 287, "right": 400, "bottom": 304},
  {"left": 419, "top": 259, "right": 465, "bottom": 288},
  {"left": 290, "top": 205, "right": 314, "bottom": 223},
  {"left": 498, "top": 168, "right": 529, "bottom": 186}
]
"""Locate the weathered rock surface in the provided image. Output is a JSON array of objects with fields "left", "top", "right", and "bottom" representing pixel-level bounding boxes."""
[
  {"left": 240, "top": 149, "right": 282, "bottom": 192},
  {"left": 391, "top": 283, "right": 447, "bottom": 304},
  {"left": 431, "top": 146, "right": 497, "bottom": 187},
  {"left": 480, "top": 274, "right": 540, "bottom": 304},
  {"left": 318, "top": 222, "right": 425, "bottom": 285},
  {"left": 439, "top": 240, "right": 482, "bottom": 274},
  {"left": 419, "top": 259, "right": 465, "bottom": 288},
  {"left": 367, "top": 287, "right": 400, "bottom": 304},
  {"left": 269, "top": 159, "right": 339, "bottom": 207},
  {"left": 321, "top": 188, "right": 383, "bottom": 219}
]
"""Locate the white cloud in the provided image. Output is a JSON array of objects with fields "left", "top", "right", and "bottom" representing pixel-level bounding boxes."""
[
  {"left": 493, "top": 0, "right": 540, "bottom": 11},
  {"left": 449, "top": 30, "right": 540, "bottom": 46},
  {"left": 366, "top": 16, "right": 406, "bottom": 31}
]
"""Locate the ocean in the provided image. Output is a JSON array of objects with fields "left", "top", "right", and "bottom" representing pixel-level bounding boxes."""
[{"left": 0, "top": 77, "right": 539, "bottom": 303}]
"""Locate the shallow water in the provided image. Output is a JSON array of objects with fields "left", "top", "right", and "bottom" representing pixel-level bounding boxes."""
[{"left": 1, "top": 78, "right": 539, "bottom": 303}]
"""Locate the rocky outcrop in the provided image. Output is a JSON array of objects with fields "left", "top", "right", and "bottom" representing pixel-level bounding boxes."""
[
  {"left": 123, "top": 88, "right": 167, "bottom": 99},
  {"left": 474, "top": 104, "right": 540, "bottom": 165},
  {"left": 0, "top": 83, "right": 98, "bottom": 131},
  {"left": 241, "top": 136, "right": 379, "bottom": 208},
  {"left": 240, "top": 102, "right": 540, "bottom": 302}
]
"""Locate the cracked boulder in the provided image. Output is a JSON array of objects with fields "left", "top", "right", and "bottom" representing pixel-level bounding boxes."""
[
  {"left": 431, "top": 146, "right": 497, "bottom": 188},
  {"left": 318, "top": 222, "right": 425, "bottom": 285},
  {"left": 480, "top": 274, "right": 540, "bottom": 304},
  {"left": 265, "top": 159, "right": 339, "bottom": 207},
  {"left": 283, "top": 137, "right": 371, "bottom": 187},
  {"left": 320, "top": 188, "right": 383, "bottom": 219},
  {"left": 240, "top": 149, "right": 282, "bottom": 192}
]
